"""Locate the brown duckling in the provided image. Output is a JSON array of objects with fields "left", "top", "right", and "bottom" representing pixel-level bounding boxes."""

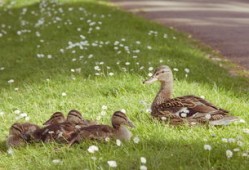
[
  {"left": 29, "top": 110, "right": 97, "bottom": 143},
  {"left": 29, "top": 122, "right": 76, "bottom": 143},
  {"left": 143, "top": 65, "right": 239, "bottom": 126},
  {"left": 43, "top": 112, "right": 65, "bottom": 126},
  {"left": 68, "top": 111, "right": 135, "bottom": 146},
  {"left": 6, "top": 122, "right": 40, "bottom": 148},
  {"left": 67, "top": 109, "right": 97, "bottom": 127}
]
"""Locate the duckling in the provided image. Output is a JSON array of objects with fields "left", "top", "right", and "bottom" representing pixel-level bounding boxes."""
[
  {"left": 67, "top": 109, "right": 97, "bottom": 127},
  {"left": 43, "top": 112, "right": 65, "bottom": 126},
  {"left": 68, "top": 111, "right": 135, "bottom": 146},
  {"left": 6, "top": 122, "right": 40, "bottom": 148},
  {"left": 143, "top": 65, "right": 239, "bottom": 126},
  {"left": 29, "top": 110, "right": 97, "bottom": 143},
  {"left": 30, "top": 122, "right": 76, "bottom": 143}
]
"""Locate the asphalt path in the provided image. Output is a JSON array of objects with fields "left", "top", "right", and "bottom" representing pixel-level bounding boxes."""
[{"left": 111, "top": 0, "right": 249, "bottom": 70}]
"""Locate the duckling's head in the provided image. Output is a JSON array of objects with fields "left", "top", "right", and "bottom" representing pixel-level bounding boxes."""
[
  {"left": 143, "top": 65, "right": 173, "bottom": 84},
  {"left": 67, "top": 109, "right": 86, "bottom": 125},
  {"left": 43, "top": 112, "right": 65, "bottom": 126},
  {"left": 112, "top": 111, "right": 135, "bottom": 129}
]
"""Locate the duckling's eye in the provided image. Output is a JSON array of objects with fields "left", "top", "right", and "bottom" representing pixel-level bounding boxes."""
[
  {"left": 155, "top": 73, "right": 159, "bottom": 76},
  {"left": 161, "top": 71, "right": 165, "bottom": 73}
]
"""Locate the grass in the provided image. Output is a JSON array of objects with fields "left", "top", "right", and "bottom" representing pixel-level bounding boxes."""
[{"left": 0, "top": 0, "right": 249, "bottom": 169}]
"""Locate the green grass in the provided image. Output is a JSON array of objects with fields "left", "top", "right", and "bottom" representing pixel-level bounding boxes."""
[{"left": 0, "top": 0, "right": 249, "bottom": 169}]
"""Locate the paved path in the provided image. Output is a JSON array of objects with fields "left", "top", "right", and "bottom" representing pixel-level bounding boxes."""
[{"left": 111, "top": 0, "right": 249, "bottom": 70}]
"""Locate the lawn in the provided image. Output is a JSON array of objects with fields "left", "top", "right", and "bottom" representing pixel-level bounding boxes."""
[{"left": 0, "top": 0, "right": 249, "bottom": 169}]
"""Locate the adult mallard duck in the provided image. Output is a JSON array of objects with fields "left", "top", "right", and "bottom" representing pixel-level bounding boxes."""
[
  {"left": 143, "top": 65, "right": 239, "bottom": 126},
  {"left": 6, "top": 122, "right": 40, "bottom": 148},
  {"left": 68, "top": 111, "right": 135, "bottom": 146}
]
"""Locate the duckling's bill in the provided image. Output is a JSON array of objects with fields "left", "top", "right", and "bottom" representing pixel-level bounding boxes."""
[
  {"left": 127, "top": 120, "right": 135, "bottom": 128},
  {"left": 143, "top": 76, "right": 157, "bottom": 84}
]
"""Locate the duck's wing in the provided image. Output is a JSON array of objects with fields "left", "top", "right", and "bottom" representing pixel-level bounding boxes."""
[
  {"left": 28, "top": 122, "right": 74, "bottom": 143},
  {"left": 156, "top": 95, "right": 231, "bottom": 122},
  {"left": 68, "top": 125, "right": 114, "bottom": 146},
  {"left": 85, "top": 119, "right": 98, "bottom": 126},
  {"left": 22, "top": 123, "right": 40, "bottom": 135},
  {"left": 182, "top": 95, "right": 229, "bottom": 112}
]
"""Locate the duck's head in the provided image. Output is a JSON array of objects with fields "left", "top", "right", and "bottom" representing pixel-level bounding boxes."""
[
  {"left": 43, "top": 112, "right": 65, "bottom": 126},
  {"left": 112, "top": 111, "right": 135, "bottom": 128},
  {"left": 67, "top": 109, "right": 87, "bottom": 125},
  {"left": 143, "top": 65, "right": 173, "bottom": 84}
]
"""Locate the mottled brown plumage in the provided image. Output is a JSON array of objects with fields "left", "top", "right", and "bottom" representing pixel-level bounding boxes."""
[
  {"left": 43, "top": 112, "right": 65, "bottom": 126},
  {"left": 6, "top": 122, "right": 40, "bottom": 148},
  {"left": 29, "top": 110, "right": 97, "bottom": 143},
  {"left": 67, "top": 109, "right": 97, "bottom": 127},
  {"left": 29, "top": 122, "right": 77, "bottom": 143},
  {"left": 144, "top": 65, "right": 239, "bottom": 125},
  {"left": 68, "top": 111, "right": 135, "bottom": 146}
]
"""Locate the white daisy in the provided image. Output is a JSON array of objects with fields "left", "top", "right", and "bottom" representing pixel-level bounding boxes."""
[
  {"left": 140, "top": 165, "right": 147, "bottom": 170},
  {"left": 133, "top": 136, "right": 140, "bottom": 144},
  {"left": 226, "top": 150, "right": 233, "bottom": 159},
  {"left": 87, "top": 145, "right": 99, "bottom": 153},
  {"left": 148, "top": 73, "right": 153, "bottom": 77},
  {"left": 173, "top": 68, "right": 179, "bottom": 72},
  {"left": 116, "top": 139, "right": 122, "bottom": 146},
  {"left": 120, "top": 109, "right": 126, "bottom": 113},
  {"left": 7, "top": 148, "right": 14, "bottom": 155},
  {"left": 0, "top": 111, "right": 4, "bottom": 116},
  {"left": 140, "top": 157, "right": 146, "bottom": 164},
  {"left": 108, "top": 72, "right": 114, "bottom": 76},
  {"left": 148, "top": 67, "right": 154, "bottom": 71},
  {"left": 52, "top": 159, "right": 62, "bottom": 164},
  {"left": 107, "top": 160, "right": 117, "bottom": 168},
  {"left": 221, "top": 138, "right": 228, "bottom": 143},
  {"left": 242, "top": 129, "right": 249, "bottom": 134},
  {"left": 8, "top": 79, "right": 14, "bottom": 84},
  {"left": 204, "top": 144, "right": 212, "bottom": 151},
  {"left": 102, "top": 105, "right": 108, "bottom": 110},
  {"left": 184, "top": 68, "right": 190, "bottom": 73}
]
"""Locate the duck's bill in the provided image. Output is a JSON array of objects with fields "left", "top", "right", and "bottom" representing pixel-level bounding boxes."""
[
  {"left": 143, "top": 76, "right": 157, "bottom": 84},
  {"left": 127, "top": 120, "right": 135, "bottom": 128}
]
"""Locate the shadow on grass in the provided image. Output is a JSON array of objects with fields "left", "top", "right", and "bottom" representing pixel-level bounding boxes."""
[
  {"left": 0, "top": 1, "right": 248, "bottom": 99},
  {"left": 1, "top": 136, "right": 249, "bottom": 169}
]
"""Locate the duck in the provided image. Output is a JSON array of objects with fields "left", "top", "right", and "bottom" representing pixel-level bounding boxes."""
[
  {"left": 67, "top": 109, "right": 97, "bottom": 128},
  {"left": 43, "top": 112, "right": 65, "bottom": 126},
  {"left": 6, "top": 122, "right": 40, "bottom": 148},
  {"left": 68, "top": 111, "right": 135, "bottom": 146},
  {"left": 29, "top": 121, "right": 76, "bottom": 143},
  {"left": 28, "top": 110, "right": 97, "bottom": 143},
  {"left": 143, "top": 65, "right": 239, "bottom": 126}
]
